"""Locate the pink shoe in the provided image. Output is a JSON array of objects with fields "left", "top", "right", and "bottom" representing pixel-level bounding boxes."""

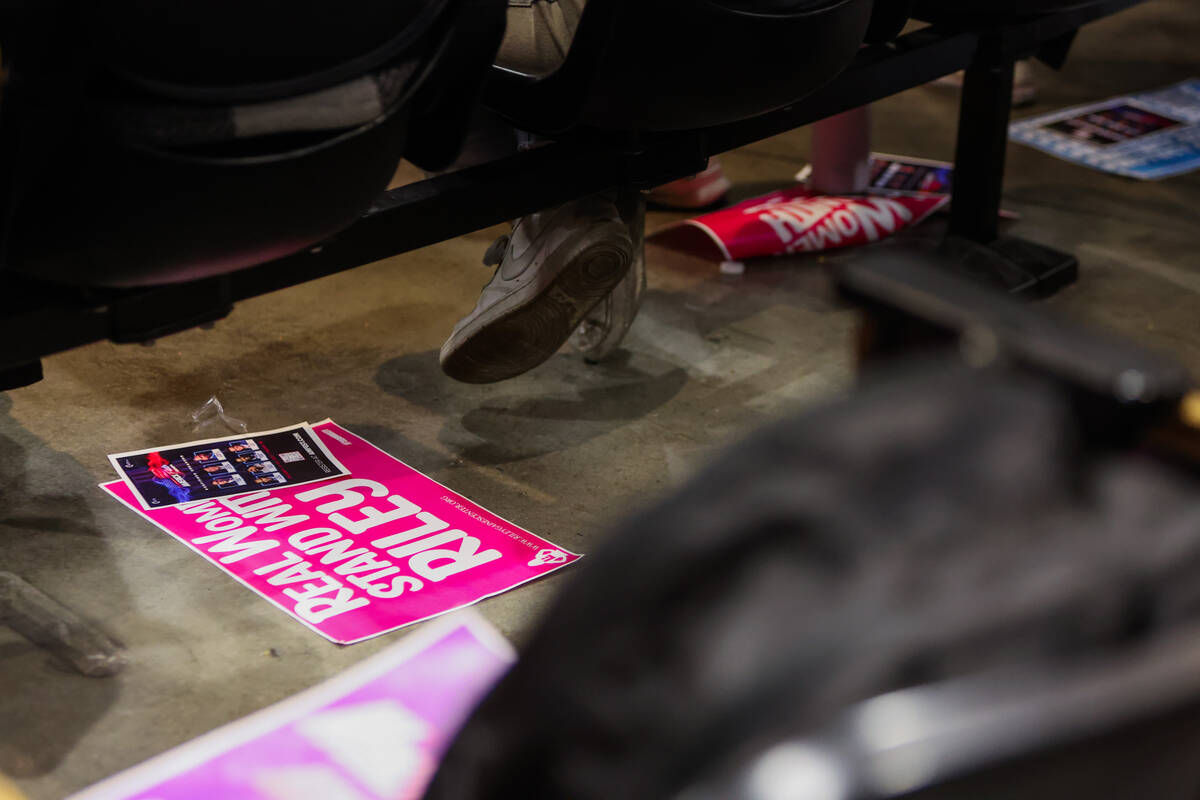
[{"left": 647, "top": 160, "right": 732, "bottom": 209}]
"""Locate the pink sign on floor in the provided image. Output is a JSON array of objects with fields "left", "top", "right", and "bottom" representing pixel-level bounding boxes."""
[
  {"left": 101, "top": 419, "right": 580, "bottom": 644},
  {"left": 650, "top": 185, "right": 947, "bottom": 262},
  {"left": 71, "top": 612, "right": 513, "bottom": 800}
]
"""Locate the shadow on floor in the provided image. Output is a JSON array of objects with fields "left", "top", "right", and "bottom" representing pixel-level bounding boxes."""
[
  {"left": 375, "top": 347, "right": 690, "bottom": 465},
  {"left": 0, "top": 395, "right": 124, "bottom": 778}
]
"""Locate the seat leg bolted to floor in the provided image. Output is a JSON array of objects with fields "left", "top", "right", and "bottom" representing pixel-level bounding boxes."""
[{"left": 944, "top": 39, "right": 1080, "bottom": 298}]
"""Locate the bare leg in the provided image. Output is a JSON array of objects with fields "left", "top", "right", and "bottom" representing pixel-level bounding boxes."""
[{"left": 808, "top": 106, "right": 872, "bottom": 195}]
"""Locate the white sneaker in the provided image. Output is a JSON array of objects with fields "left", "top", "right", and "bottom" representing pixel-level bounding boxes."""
[
  {"left": 571, "top": 194, "right": 646, "bottom": 362},
  {"left": 440, "top": 194, "right": 633, "bottom": 383}
]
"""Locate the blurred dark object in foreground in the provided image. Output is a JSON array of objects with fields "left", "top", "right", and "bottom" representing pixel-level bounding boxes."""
[{"left": 424, "top": 254, "right": 1200, "bottom": 800}]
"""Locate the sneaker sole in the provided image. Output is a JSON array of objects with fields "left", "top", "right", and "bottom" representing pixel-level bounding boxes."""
[{"left": 440, "top": 228, "right": 632, "bottom": 383}]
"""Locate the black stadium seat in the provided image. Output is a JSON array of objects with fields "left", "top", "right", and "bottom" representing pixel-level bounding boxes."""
[
  {"left": 483, "top": 0, "right": 876, "bottom": 134},
  {"left": 0, "top": 0, "right": 505, "bottom": 287},
  {"left": 914, "top": 0, "right": 1105, "bottom": 23},
  {"left": 84, "top": 0, "right": 457, "bottom": 103}
]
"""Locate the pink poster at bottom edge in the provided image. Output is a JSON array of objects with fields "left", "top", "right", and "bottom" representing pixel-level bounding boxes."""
[
  {"left": 101, "top": 419, "right": 581, "bottom": 644},
  {"left": 70, "top": 612, "right": 513, "bottom": 800}
]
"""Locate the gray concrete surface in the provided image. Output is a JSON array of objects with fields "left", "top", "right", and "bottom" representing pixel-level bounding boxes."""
[{"left": 2, "top": 1, "right": 1199, "bottom": 796}]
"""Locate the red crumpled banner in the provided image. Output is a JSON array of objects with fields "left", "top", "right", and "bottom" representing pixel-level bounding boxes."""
[{"left": 650, "top": 185, "right": 948, "bottom": 262}]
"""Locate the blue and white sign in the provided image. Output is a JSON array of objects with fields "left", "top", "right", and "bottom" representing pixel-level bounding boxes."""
[{"left": 1010, "top": 79, "right": 1200, "bottom": 180}]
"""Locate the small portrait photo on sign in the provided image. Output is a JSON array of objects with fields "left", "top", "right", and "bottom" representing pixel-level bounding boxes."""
[
  {"left": 210, "top": 474, "right": 248, "bottom": 489},
  {"left": 251, "top": 472, "right": 288, "bottom": 487}
]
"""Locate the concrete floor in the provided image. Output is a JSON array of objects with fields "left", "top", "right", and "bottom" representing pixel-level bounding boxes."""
[{"left": 3, "top": 2, "right": 1199, "bottom": 797}]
